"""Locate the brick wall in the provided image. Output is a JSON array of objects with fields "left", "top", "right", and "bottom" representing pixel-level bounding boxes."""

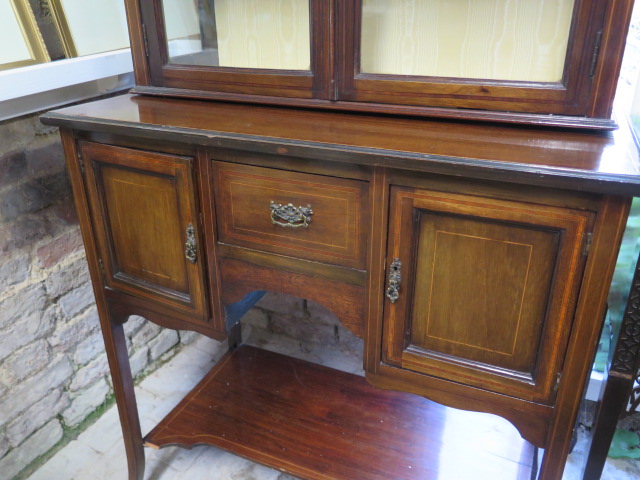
[{"left": 0, "top": 113, "right": 196, "bottom": 479}]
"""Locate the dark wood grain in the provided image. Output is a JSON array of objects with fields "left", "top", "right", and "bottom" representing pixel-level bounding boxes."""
[
  {"left": 196, "top": 148, "right": 228, "bottom": 339},
  {"left": 588, "top": 0, "right": 637, "bottom": 119},
  {"left": 366, "top": 365, "right": 553, "bottom": 450},
  {"left": 216, "top": 244, "right": 366, "bottom": 287},
  {"left": 130, "top": 85, "right": 619, "bottom": 130},
  {"left": 122, "top": 0, "right": 149, "bottom": 87},
  {"left": 40, "top": 94, "right": 640, "bottom": 196},
  {"left": 145, "top": 345, "right": 536, "bottom": 480},
  {"left": 363, "top": 168, "right": 389, "bottom": 374}
]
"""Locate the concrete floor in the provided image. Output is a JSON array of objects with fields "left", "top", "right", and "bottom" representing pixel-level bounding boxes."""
[{"left": 28, "top": 325, "right": 639, "bottom": 480}]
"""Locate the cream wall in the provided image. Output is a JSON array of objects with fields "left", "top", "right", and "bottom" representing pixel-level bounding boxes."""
[
  {"left": 361, "top": 0, "right": 575, "bottom": 82},
  {"left": 215, "top": 0, "right": 310, "bottom": 70}
]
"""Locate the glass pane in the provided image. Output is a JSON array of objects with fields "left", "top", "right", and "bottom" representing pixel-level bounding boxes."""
[
  {"left": 53, "top": 0, "right": 130, "bottom": 56},
  {"left": 163, "top": 0, "right": 311, "bottom": 70},
  {"left": 360, "top": 0, "right": 575, "bottom": 82},
  {"left": 0, "top": 1, "right": 33, "bottom": 65}
]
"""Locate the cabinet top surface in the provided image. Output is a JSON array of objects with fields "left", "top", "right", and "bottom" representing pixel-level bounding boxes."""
[{"left": 42, "top": 94, "right": 640, "bottom": 196}]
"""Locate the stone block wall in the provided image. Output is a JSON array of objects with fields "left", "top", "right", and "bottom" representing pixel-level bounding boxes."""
[
  {"left": 0, "top": 113, "right": 195, "bottom": 479},
  {"left": 246, "top": 293, "right": 364, "bottom": 375}
]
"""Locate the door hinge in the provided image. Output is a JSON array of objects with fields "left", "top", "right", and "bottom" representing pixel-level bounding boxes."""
[
  {"left": 589, "top": 30, "right": 603, "bottom": 78},
  {"left": 142, "top": 23, "right": 150, "bottom": 58},
  {"left": 77, "top": 151, "right": 85, "bottom": 175},
  {"left": 583, "top": 232, "right": 593, "bottom": 256},
  {"left": 98, "top": 257, "right": 105, "bottom": 274},
  {"left": 554, "top": 372, "right": 562, "bottom": 393}
]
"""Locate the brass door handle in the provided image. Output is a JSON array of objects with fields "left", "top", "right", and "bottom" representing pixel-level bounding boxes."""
[
  {"left": 386, "top": 258, "right": 402, "bottom": 303},
  {"left": 270, "top": 201, "right": 313, "bottom": 228},
  {"left": 185, "top": 224, "right": 197, "bottom": 263}
]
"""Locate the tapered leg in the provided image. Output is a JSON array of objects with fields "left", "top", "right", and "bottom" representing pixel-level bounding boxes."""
[
  {"left": 100, "top": 310, "right": 145, "bottom": 480},
  {"left": 536, "top": 197, "right": 632, "bottom": 480},
  {"left": 581, "top": 373, "right": 629, "bottom": 479},
  {"left": 580, "top": 250, "right": 640, "bottom": 480}
]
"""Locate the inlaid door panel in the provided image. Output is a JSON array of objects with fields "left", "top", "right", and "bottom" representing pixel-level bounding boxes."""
[
  {"left": 384, "top": 186, "right": 595, "bottom": 404},
  {"left": 80, "top": 142, "right": 208, "bottom": 319}
]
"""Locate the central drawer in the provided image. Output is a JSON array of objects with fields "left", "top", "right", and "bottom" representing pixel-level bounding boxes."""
[{"left": 213, "top": 161, "right": 369, "bottom": 269}]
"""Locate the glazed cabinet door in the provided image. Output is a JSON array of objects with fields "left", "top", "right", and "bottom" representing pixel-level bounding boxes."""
[
  {"left": 133, "top": 0, "right": 333, "bottom": 100},
  {"left": 337, "top": 0, "right": 632, "bottom": 122},
  {"left": 383, "top": 186, "right": 595, "bottom": 404},
  {"left": 80, "top": 142, "right": 208, "bottom": 319}
]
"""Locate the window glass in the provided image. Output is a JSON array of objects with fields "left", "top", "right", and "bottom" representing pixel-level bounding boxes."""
[
  {"left": 164, "top": 0, "right": 311, "bottom": 71},
  {"left": 50, "top": 0, "right": 130, "bottom": 57}
]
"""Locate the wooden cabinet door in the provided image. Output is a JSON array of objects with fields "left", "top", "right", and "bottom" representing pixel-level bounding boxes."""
[
  {"left": 81, "top": 142, "right": 208, "bottom": 319},
  {"left": 383, "top": 186, "right": 595, "bottom": 404}
]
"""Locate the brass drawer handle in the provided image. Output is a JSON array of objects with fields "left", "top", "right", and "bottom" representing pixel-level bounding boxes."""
[
  {"left": 270, "top": 201, "right": 313, "bottom": 228},
  {"left": 386, "top": 258, "right": 402, "bottom": 303},
  {"left": 185, "top": 224, "right": 197, "bottom": 263}
]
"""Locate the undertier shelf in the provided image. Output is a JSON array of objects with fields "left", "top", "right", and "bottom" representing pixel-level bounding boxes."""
[{"left": 144, "top": 345, "right": 536, "bottom": 480}]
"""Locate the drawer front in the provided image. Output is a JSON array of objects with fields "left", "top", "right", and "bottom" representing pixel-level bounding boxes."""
[{"left": 214, "top": 162, "right": 368, "bottom": 269}]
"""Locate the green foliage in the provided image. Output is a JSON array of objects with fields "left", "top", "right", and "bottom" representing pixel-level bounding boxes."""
[
  {"left": 594, "top": 199, "right": 640, "bottom": 373},
  {"left": 609, "top": 429, "right": 640, "bottom": 459},
  {"left": 593, "top": 350, "right": 609, "bottom": 373}
]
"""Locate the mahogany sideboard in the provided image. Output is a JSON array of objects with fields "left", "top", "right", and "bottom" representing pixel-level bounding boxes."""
[{"left": 41, "top": 94, "right": 640, "bottom": 480}]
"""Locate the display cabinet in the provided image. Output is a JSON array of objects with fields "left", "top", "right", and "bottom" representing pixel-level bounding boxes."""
[
  {"left": 124, "top": 0, "right": 635, "bottom": 128},
  {"left": 41, "top": 94, "right": 640, "bottom": 480},
  {"left": 39, "top": 1, "right": 640, "bottom": 479}
]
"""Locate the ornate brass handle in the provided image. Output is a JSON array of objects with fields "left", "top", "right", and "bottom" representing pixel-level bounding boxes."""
[
  {"left": 386, "top": 258, "right": 402, "bottom": 303},
  {"left": 270, "top": 201, "right": 313, "bottom": 228},
  {"left": 185, "top": 224, "right": 197, "bottom": 264}
]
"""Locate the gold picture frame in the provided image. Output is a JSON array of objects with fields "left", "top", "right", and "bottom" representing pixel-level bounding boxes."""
[
  {"left": 49, "top": 0, "right": 129, "bottom": 58},
  {"left": 0, "top": 0, "right": 50, "bottom": 71}
]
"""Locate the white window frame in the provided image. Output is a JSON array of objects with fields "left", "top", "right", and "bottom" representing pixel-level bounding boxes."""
[{"left": 0, "top": 48, "right": 133, "bottom": 122}]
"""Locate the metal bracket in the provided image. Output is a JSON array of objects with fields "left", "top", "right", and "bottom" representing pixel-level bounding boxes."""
[
  {"left": 583, "top": 232, "right": 593, "bottom": 256},
  {"left": 185, "top": 224, "right": 197, "bottom": 263},
  {"left": 589, "top": 30, "right": 603, "bottom": 78},
  {"left": 142, "top": 23, "right": 150, "bottom": 58},
  {"left": 386, "top": 258, "right": 402, "bottom": 303}
]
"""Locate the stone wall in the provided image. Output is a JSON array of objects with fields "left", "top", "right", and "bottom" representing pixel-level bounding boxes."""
[{"left": 0, "top": 113, "right": 195, "bottom": 479}]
